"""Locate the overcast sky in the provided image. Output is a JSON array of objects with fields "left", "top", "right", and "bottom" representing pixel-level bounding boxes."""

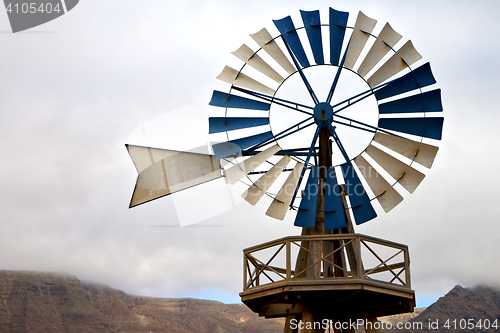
[{"left": 0, "top": 0, "right": 499, "bottom": 310}]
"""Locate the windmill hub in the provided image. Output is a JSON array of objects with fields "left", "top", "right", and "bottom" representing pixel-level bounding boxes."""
[{"left": 313, "top": 102, "right": 334, "bottom": 124}]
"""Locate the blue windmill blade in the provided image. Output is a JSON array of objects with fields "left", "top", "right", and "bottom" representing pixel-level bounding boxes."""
[
  {"left": 212, "top": 131, "right": 274, "bottom": 160},
  {"left": 329, "top": 8, "right": 349, "bottom": 66},
  {"left": 300, "top": 10, "right": 324, "bottom": 65},
  {"left": 273, "top": 16, "right": 310, "bottom": 68},
  {"left": 378, "top": 117, "right": 444, "bottom": 140},
  {"left": 340, "top": 163, "right": 377, "bottom": 225},
  {"left": 209, "top": 117, "right": 269, "bottom": 134},
  {"left": 294, "top": 167, "right": 320, "bottom": 228},
  {"left": 209, "top": 91, "right": 271, "bottom": 110},
  {"left": 379, "top": 89, "right": 443, "bottom": 114},
  {"left": 324, "top": 167, "right": 346, "bottom": 230},
  {"left": 374, "top": 62, "right": 437, "bottom": 101}
]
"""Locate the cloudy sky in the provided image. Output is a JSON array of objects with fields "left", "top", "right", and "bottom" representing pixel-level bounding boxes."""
[{"left": 0, "top": 0, "right": 499, "bottom": 310}]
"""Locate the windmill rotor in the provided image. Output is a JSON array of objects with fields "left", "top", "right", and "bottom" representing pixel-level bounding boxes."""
[
  {"left": 205, "top": 8, "right": 443, "bottom": 229},
  {"left": 126, "top": 8, "right": 443, "bottom": 231},
  {"left": 126, "top": 8, "right": 443, "bottom": 227}
]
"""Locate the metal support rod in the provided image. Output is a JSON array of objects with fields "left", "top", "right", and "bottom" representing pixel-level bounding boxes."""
[
  {"left": 245, "top": 117, "right": 315, "bottom": 153},
  {"left": 290, "top": 125, "right": 321, "bottom": 207},
  {"left": 232, "top": 86, "right": 314, "bottom": 115},
  {"left": 326, "top": 38, "right": 351, "bottom": 104},
  {"left": 281, "top": 38, "right": 319, "bottom": 105}
]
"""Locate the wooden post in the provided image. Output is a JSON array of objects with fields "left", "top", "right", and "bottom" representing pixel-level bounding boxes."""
[
  {"left": 284, "top": 314, "right": 300, "bottom": 333},
  {"left": 243, "top": 252, "right": 248, "bottom": 290},
  {"left": 294, "top": 227, "right": 311, "bottom": 279},
  {"left": 362, "top": 312, "right": 381, "bottom": 333},
  {"left": 286, "top": 239, "right": 291, "bottom": 280}
]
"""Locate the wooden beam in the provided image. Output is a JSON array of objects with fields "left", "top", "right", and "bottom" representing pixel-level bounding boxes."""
[
  {"left": 261, "top": 303, "right": 304, "bottom": 318},
  {"left": 365, "top": 262, "right": 405, "bottom": 275}
]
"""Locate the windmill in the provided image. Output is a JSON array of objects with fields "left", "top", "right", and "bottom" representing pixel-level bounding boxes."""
[{"left": 126, "top": 7, "right": 443, "bottom": 333}]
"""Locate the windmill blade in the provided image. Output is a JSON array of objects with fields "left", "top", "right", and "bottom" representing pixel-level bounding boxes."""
[
  {"left": 340, "top": 163, "right": 377, "bottom": 225},
  {"left": 378, "top": 117, "right": 444, "bottom": 140},
  {"left": 364, "top": 144, "right": 425, "bottom": 193},
  {"left": 354, "top": 155, "right": 404, "bottom": 213},
  {"left": 324, "top": 167, "right": 346, "bottom": 230},
  {"left": 242, "top": 155, "right": 291, "bottom": 205},
  {"left": 300, "top": 10, "right": 324, "bottom": 65},
  {"left": 367, "top": 40, "right": 422, "bottom": 87},
  {"left": 343, "top": 11, "right": 377, "bottom": 70},
  {"left": 126, "top": 145, "right": 221, "bottom": 208},
  {"left": 266, "top": 162, "right": 304, "bottom": 220},
  {"left": 216, "top": 66, "right": 275, "bottom": 95},
  {"left": 250, "top": 28, "right": 296, "bottom": 75},
  {"left": 294, "top": 167, "right": 320, "bottom": 228},
  {"left": 357, "top": 23, "right": 402, "bottom": 77},
  {"left": 374, "top": 62, "right": 437, "bottom": 100},
  {"left": 329, "top": 8, "right": 349, "bottom": 66},
  {"left": 232, "top": 44, "right": 284, "bottom": 83},
  {"left": 212, "top": 131, "right": 274, "bottom": 160},
  {"left": 273, "top": 16, "right": 310, "bottom": 68},
  {"left": 224, "top": 144, "right": 280, "bottom": 185},
  {"left": 379, "top": 89, "right": 443, "bottom": 114},
  {"left": 209, "top": 90, "right": 271, "bottom": 110},
  {"left": 373, "top": 132, "right": 439, "bottom": 169},
  {"left": 209, "top": 117, "right": 269, "bottom": 134}
]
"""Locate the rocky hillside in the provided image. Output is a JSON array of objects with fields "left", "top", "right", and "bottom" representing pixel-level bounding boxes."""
[
  {"left": 2, "top": 270, "right": 500, "bottom": 332},
  {"left": 392, "top": 285, "right": 500, "bottom": 333},
  {"left": 0, "top": 270, "right": 283, "bottom": 333}
]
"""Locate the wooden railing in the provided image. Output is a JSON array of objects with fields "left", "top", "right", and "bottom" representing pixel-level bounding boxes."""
[{"left": 242, "top": 234, "right": 411, "bottom": 291}]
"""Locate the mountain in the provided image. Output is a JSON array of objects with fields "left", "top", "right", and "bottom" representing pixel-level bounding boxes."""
[
  {"left": 0, "top": 270, "right": 284, "bottom": 333},
  {"left": 2, "top": 270, "right": 500, "bottom": 333},
  {"left": 391, "top": 285, "right": 500, "bottom": 333}
]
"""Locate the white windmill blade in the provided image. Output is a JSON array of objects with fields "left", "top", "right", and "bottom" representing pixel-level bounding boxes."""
[
  {"left": 242, "top": 155, "right": 291, "bottom": 205},
  {"left": 232, "top": 44, "right": 285, "bottom": 83},
  {"left": 216, "top": 66, "right": 275, "bottom": 95},
  {"left": 354, "top": 154, "right": 404, "bottom": 213},
  {"left": 224, "top": 144, "right": 281, "bottom": 185},
  {"left": 250, "top": 28, "right": 296, "bottom": 75},
  {"left": 357, "top": 23, "right": 402, "bottom": 77},
  {"left": 343, "top": 11, "right": 377, "bottom": 70},
  {"left": 126, "top": 145, "right": 222, "bottom": 208},
  {"left": 373, "top": 132, "right": 439, "bottom": 169},
  {"left": 367, "top": 40, "right": 422, "bottom": 87},
  {"left": 364, "top": 144, "right": 425, "bottom": 194},
  {"left": 266, "top": 162, "right": 304, "bottom": 220}
]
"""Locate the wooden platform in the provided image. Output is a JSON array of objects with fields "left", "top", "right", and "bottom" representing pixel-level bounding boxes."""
[{"left": 240, "top": 234, "right": 415, "bottom": 319}]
